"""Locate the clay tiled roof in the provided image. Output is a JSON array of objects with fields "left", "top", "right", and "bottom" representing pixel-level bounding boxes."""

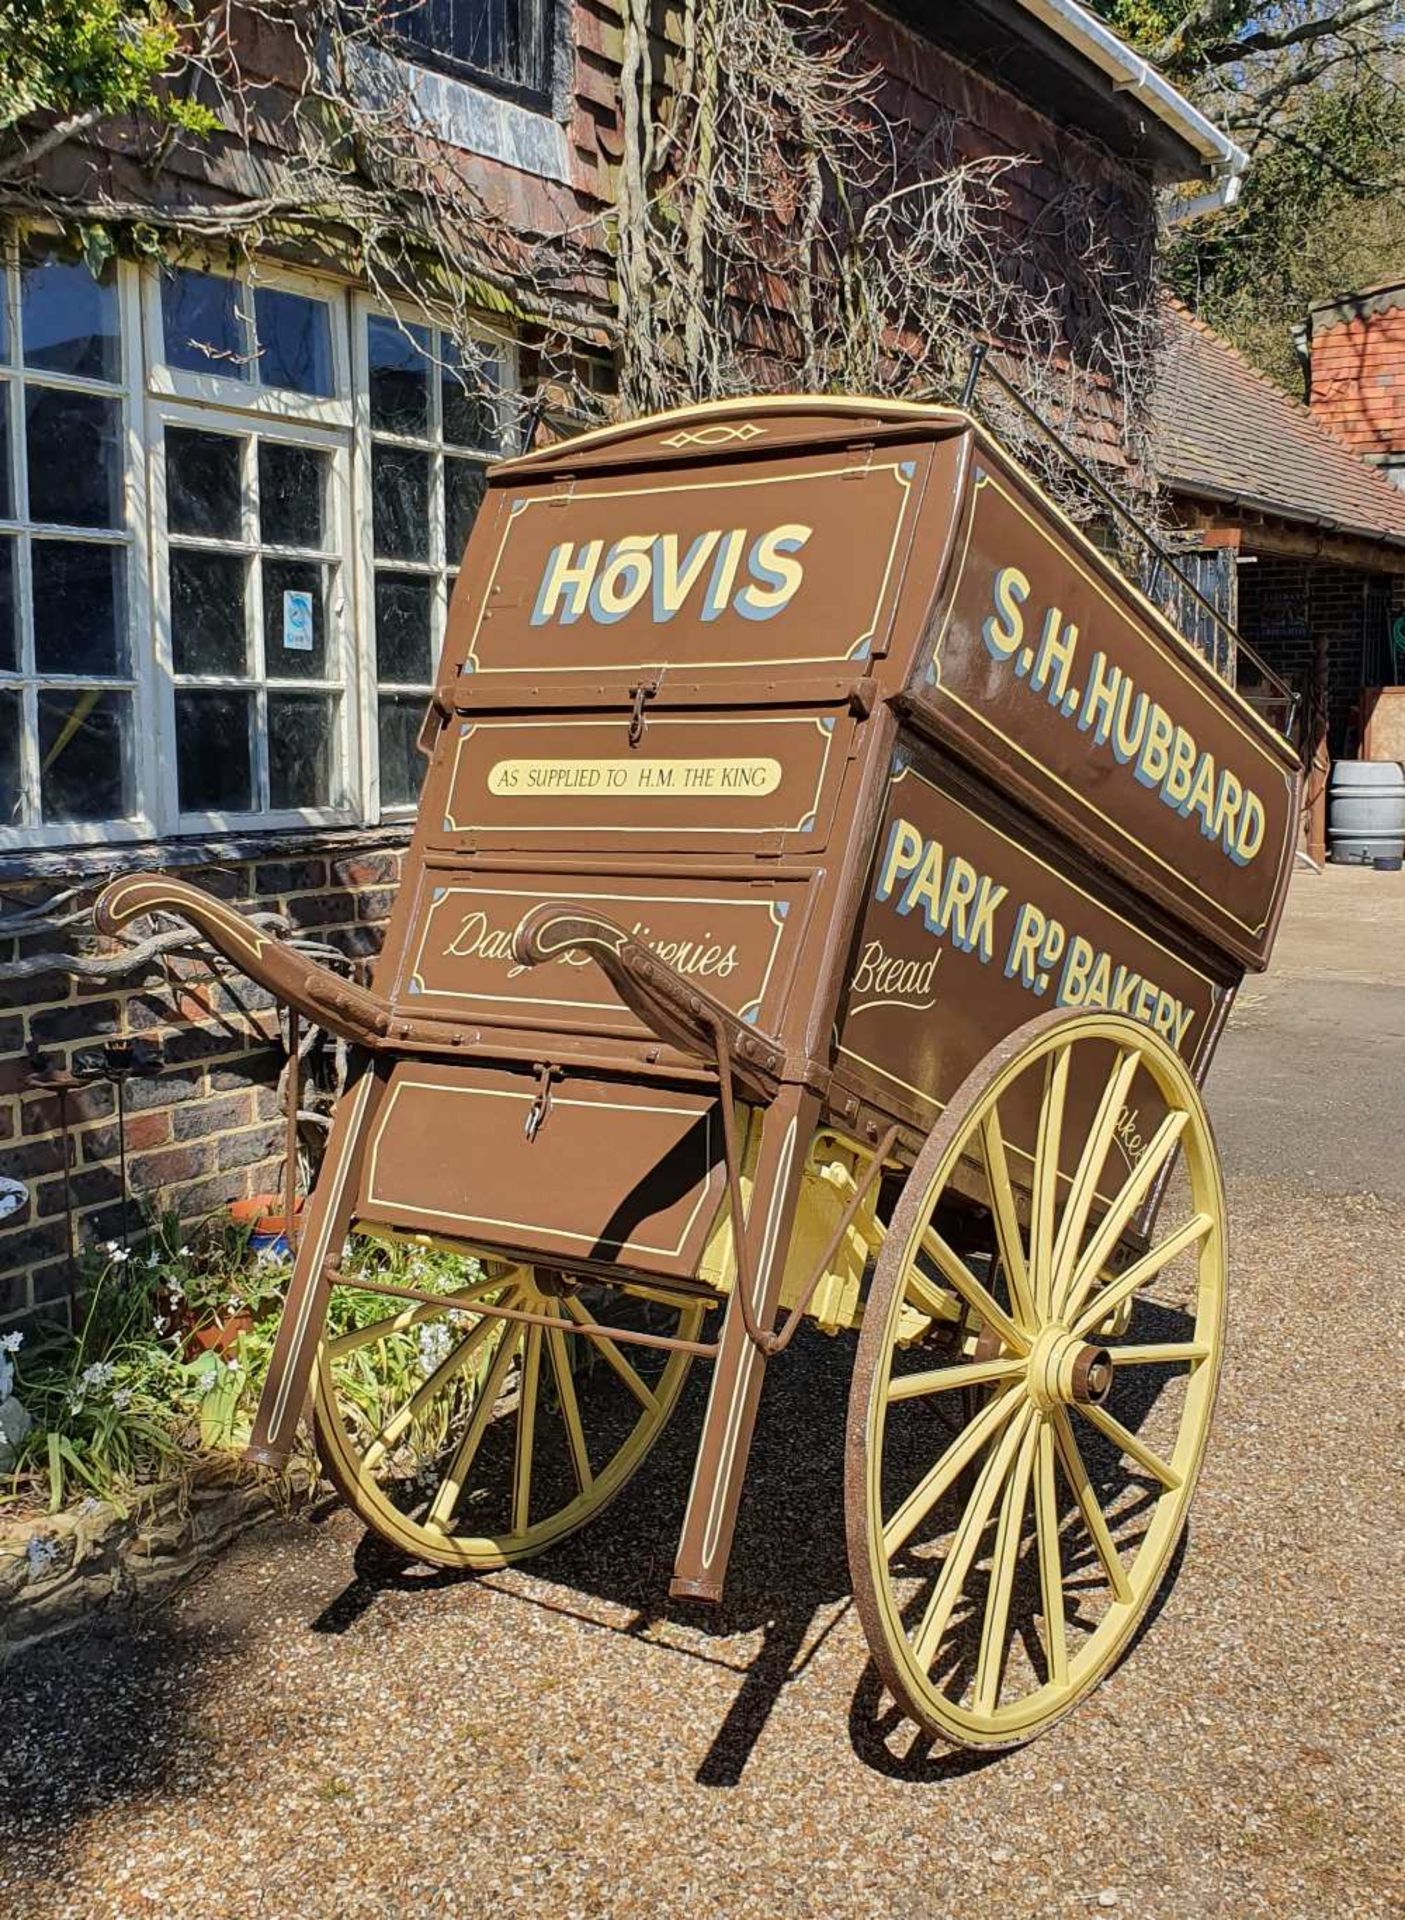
[{"left": 1152, "top": 298, "right": 1405, "bottom": 549}]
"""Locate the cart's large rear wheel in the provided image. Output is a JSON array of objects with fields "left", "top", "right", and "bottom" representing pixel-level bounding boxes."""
[
  {"left": 314, "top": 1260, "right": 703, "bottom": 1569},
  {"left": 847, "top": 1009, "right": 1227, "bottom": 1750}
]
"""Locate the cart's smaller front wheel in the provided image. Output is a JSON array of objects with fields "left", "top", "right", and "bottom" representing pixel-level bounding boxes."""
[
  {"left": 315, "top": 1259, "right": 702, "bottom": 1570},
  {"left": 846, "top": 1009, "right": 1227, "bottom": 1750}
]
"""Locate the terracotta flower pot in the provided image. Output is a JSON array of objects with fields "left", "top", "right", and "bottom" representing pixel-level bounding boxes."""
[
  {"left": 183, "top": 1311, "right": 254, "bottom": 1362},
  {"left": 227, "top": 1193, "right": 303, "bottom": 1261}
]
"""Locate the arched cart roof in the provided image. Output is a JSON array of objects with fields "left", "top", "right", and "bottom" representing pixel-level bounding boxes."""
[{"left": 497, "top": 395, "right": 971, "bottom": 473}]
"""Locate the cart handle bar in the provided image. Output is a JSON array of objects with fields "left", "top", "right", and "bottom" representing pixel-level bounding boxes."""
[{"left": 511, "top": 904, "right": 786, "bottom": 1104}]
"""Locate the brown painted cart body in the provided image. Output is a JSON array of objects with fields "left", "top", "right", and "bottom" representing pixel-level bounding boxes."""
[{"left": 99, "top": 398, "right": 1300, "bottom": 1748}]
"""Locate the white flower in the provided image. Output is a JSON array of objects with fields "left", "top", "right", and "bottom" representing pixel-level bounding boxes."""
[
  {"left": 193, "top": 1370, "right": 217, "bottom": 1396},
  {"left": 416, "top": 1322, "right": 454, "bottom": 1375},
  {"left": 146, "top": 1249, "right": 162, "bottom": 1269},
  {"left": 112, "top": 1388, "right": 133, "bottom": 1411},
  {"left": 79, "top": 1361, "right": 117, "bottom": 1394},
  {"left": 165, "top": 1280, "right": 185, "bottom": 1304},
  {"left": 104, "top": 1242, "right": 131, "bottom": 1266},
  {"left": 152, "top": 1314, "right": 169, "bottom": 1335},
  {"left": 0, "top": 1331, "right": 23, "bottom": 1354},
  {"left": 24, "top": 1535, "right": 59, "bottom": 1575}
]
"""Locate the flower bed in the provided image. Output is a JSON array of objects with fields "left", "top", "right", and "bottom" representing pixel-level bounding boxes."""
[
  {"left": 0, "top": 1221, "right": 488, "bottom": 1652},
  {"left": 0, "top": 1218, "right": 319, "bottom": 1651}
]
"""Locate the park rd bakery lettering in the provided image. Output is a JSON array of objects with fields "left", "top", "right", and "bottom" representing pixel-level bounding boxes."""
[{"left": 530, "top": 524, "right": 813, "bottom": 626}]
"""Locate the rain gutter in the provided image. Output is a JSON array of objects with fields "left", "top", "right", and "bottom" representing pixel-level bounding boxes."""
[{"left": 1009, "top": 0, "right": 1250, "bottom": 217}]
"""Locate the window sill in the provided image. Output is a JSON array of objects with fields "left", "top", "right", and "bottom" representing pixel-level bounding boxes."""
[{"left": 0, "top": 820, "right": 415, "bottom": 885}]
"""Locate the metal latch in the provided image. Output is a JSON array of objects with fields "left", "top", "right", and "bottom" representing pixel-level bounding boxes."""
[
  {"left": 523, "top": 1062, "right": 562, "bottom": 1142},
  {"left": 628, "top": 675, "right": 660, "bottom": 747}
]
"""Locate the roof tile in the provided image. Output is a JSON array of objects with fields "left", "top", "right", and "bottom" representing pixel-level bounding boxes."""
[{"left": 1153, "top": 299, "right": 1405, "bottom": 547}]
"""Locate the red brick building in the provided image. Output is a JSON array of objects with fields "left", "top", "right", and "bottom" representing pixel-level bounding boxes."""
[
  {"left": 1303, "top": 278, "right": 1405, "bottom": 490},
  {"left": 0, "top": 0, "right": 1248, "bottom": 1325}
]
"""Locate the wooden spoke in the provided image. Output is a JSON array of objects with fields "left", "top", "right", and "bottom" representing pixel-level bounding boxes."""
[
  {"left": 887, "top": 1355, "right": 1026, "bottom": 1403},
  {"left": 901, "top": 1262, "right": 965, "bottom": 1328},
  {"left": 1107, "top": 1340, "right": 1209, "bottom": 1368},
  {"left": 546, "top": 1311, "right": 593, "bottom": 1494},
  {"left": 1050, "top": 1048, "right": 1141, "bottom": 1317},
  {"left": 974, "top": 1413, "right": 1041, "bottom": 1714},
  {"left": 1061, "top": 1109, "right": 1189, "bottom": 1326},
  {"left": 1031, "top": 1045, "right": 1070, "bottom": 1318},
  {"left": 561, "top": 1293, "right": 660, "bottom": 1411},
  {"left": 1033, "top": 1422, "right": 1068, "bottom": 1688},
  {"left": 1070, "top": 1212, "right": 1214, "bottom": 1341},
  {"left": 1050, "top": 1407, "right": 1132, "bottom": 1603},
  {"left": 913, "top": 1404, "right": 1036, "bottom": 1672},
  {"left": 1078, "top": 1400, "right": 1183, "bottom": 1490},
  {"left": 979, "top": 1107, "right": 1036, "bottom": 1331},
  {"left": 424, "top": 1325, "right": 521, "bottom": 1533},
  {"left": 918, "top": 1226, "right": 1030, "bottom": 1355},
  {"left": 883, "top": 1385, "right": 1023, "bottom": 1559},
  {"left": 511, "top": 1324, "right": 543, "bottom": 1535},
  {"left": 361, "top": 1304, "right": 508, "bottom": 1475},
  {"left": 324, "top": 1275, "right": 510, "bottom": 1359}
]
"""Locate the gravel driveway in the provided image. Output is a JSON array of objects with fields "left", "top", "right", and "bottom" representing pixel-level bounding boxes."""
[{"left": 3, "top": 869, "right": 1402, "bottom": 1920}]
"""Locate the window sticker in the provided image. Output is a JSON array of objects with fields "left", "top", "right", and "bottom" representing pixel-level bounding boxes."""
[{"left": 282, "top": 588, "right": 314, "bottom": 651}]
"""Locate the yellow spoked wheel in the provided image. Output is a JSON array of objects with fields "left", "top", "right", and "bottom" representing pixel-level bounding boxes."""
[
  {"left": 314, "top": 1261, "right": 703, "bottom": 1570},
  {"left": 847, "top": 1009, "right": 1227, "bottom": 1750}
]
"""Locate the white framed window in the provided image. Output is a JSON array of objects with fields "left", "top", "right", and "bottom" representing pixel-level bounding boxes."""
[
  {"left": 0, "top": 241, "right": 519, "bottom": 852},
  {"left": 0, "top": 235, "right": 155, "bottom": 844},
  {"left": 354, "top": 299, "right": 516, "bottom": 813},
  {"left": 151, "top": 406, "right": 357, "bottom": 829}
]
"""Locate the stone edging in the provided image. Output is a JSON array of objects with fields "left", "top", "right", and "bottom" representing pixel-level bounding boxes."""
[{"left": 0, "top": 1457, "right": 323, "bottom": 1658}]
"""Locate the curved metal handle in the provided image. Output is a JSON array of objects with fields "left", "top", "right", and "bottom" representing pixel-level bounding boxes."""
[
  {"left": 95, "top": 873, "right": 393, "bottom": 1050},
  {"left": 511, "top": 903, "right": 784, "bottom": 1101}
]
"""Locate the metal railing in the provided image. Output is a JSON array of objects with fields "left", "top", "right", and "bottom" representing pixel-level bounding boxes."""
[{"left": 960, "top": 345, "right": 1300, "bottom": 733}]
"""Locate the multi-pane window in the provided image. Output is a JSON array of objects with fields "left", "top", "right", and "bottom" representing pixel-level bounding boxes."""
[
  {"left": 365, "top": 313, "right": 512, "bottom": 808},
  {"left": 0, "top": 240, "right": 518, "bottom": 850},
  {"left": 0, "top": 239, "right": 139, "bottom": 832},
  {"left": 392, "top": 0, "right": 554, "bottom": 110},
  {"left": 157, "top": 419, "right": 350, "bottom": 821}
]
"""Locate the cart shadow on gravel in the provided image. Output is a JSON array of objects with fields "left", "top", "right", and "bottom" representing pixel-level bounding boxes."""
[{"left": 307, "top": 1303, "right": 1198, "bottom": 1789}]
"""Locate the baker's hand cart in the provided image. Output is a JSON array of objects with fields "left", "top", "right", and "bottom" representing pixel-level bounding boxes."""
[{"left": 97, "top": 396, "right": 1299, "bottom": 1749}]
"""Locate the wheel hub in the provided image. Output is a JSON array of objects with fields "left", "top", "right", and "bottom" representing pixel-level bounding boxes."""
[{"left": 1026, "top": 1324, "right": 1114, "bottom": 1413}]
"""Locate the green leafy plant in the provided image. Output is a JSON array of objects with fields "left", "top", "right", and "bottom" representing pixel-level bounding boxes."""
[
  {"left": 0, "top": 1, "right": 217, "bottom": 144},
  {"left": 0, "top": 1222, "right": 499, "bottom": 1517}
]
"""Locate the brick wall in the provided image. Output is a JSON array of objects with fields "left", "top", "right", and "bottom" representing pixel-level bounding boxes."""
[
  {"left": 1237, "top": 556, "right": 1397, "bottom": 757},
  {"left": 0, "top": 834, "right": 406, "bottom": 1329},
  {"left": 1307, "top": 292, "right": 1405, "bottom": 465}
]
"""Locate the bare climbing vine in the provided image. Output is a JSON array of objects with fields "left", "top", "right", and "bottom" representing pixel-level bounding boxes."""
[{"left": 613, "top": 0, "right": 1166, "bottom": 524}]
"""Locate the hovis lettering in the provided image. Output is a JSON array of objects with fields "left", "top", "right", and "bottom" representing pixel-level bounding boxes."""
[{"left": 530, "top": 524, "right": 813, "bottom": 627}]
